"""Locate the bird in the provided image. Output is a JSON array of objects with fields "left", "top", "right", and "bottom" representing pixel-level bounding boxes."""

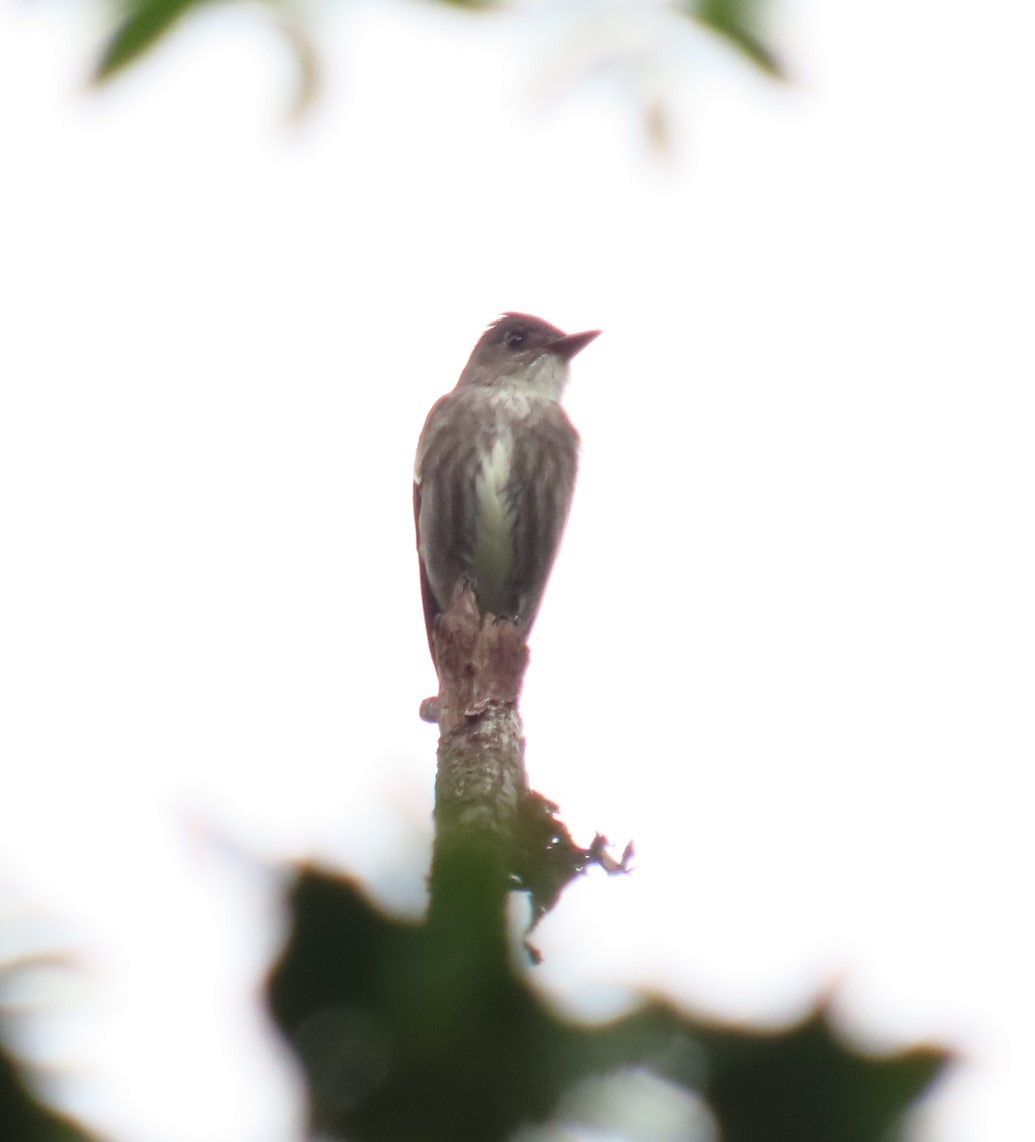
[{"left": 414, "top": 313, "right": 600, "bottom": 668}]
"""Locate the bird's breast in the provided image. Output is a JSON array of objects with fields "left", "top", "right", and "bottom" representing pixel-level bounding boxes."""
[{"left": 470, "top": 431, "right": 515, "bottom": 613}]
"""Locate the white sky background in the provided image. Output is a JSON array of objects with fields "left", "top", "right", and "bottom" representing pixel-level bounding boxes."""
[{"left": 1, "top": 0, "right": 1033, "bottom": 1139}]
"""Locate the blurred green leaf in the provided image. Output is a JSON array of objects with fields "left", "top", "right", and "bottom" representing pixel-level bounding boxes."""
[
  {"left": 93, "top": 0, "right": 499, "bottom": 86},
  {"left": 0, "top": 1059, "right": 99, "bottom": 1140},
  {"left": 688, "top": 0, "right": 785, "bottom": 78},
  {"left": 95, "top": 0, "right": 322, "bottom": 118},
  {"left": 95, "top": 0, "right": 203, "bottom": 81},
  {"left": 268, "top": 864, "right": 951, "bottom": 1142},
  {"left": 1, "top": 933, "right": 102, "bottom": 1141},
  {"left": 2, "top": 1023, "right": 101, "bottom": 1142},
  {"left": 700, "top": 1007, "right": 950, "bottom": 1142}
]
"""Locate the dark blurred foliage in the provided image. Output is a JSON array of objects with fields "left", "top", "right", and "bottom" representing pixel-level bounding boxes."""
[
  {"left": 92, "top": 0, "right": 784, "bottom": 108},
  {"left": 0, "top": 1043, "right": 99, "bottom": 1142},
  {"left": 690, "top": 0, "right": 783, "bottom": 77},
  {"left": 268, "top": 863, "right": 952, "bottom": 1142},
  {"left": 0, "top": 857, "right": 951, "bottom": 1142},
  {"left": 1, "top": 957, "right": 100, "bottom": 1142}
]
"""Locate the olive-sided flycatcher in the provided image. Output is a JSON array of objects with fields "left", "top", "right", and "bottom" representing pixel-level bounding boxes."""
[{"left": 414, "top": 313, "right": 600, "bottom": 666}]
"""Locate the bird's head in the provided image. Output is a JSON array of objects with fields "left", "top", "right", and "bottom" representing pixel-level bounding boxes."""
[{"left": 458, "top": 313, "right": 600, "bottom": 399}]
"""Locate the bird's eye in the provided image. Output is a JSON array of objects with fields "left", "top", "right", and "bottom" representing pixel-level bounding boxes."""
[{"left": 504, "top": 330, "right": 526, "bottom": 349}]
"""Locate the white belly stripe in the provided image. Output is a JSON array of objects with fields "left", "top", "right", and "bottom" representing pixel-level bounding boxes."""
[{"left": 472, "top": 432, "right": 514, "bottom": 609}]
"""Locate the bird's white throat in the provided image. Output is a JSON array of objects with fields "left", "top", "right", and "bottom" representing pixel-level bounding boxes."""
[{"left": 494, "top": 352, "right": 569, "bottom": 403}]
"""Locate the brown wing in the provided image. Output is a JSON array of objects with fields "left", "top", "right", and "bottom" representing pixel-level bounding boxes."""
[
  {"left": 413, "top": 391, "right": 485, "bottom": 663},
  {"left": 504, "top": 401, "right": 579, "bottom": 633},
  {"left": 413, "top": 477, "right": 441, "bottom": 664}
]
